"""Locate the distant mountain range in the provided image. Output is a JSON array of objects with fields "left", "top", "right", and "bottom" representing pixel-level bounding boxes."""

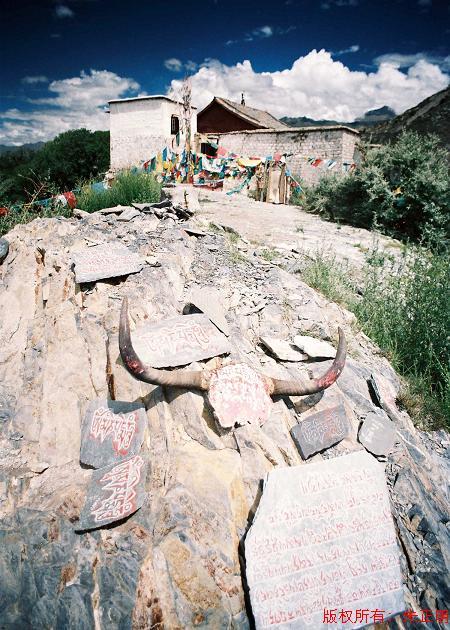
[
  {"left": 280, "top": 106, "right": 396, "bottom": 130},
  {"left": 281, "top": 87, "right": 450, "bottom": 151},
  {"left": 361, "top": 86, "right": 450, "bottom": 151},
  {"left": 0, "top": 142, "right": 44, "bottom": 155}
]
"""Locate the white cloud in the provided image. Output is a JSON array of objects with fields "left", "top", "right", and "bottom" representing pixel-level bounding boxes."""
[
  {"left": 227, "top": 25, "right": 274, "bottom": 45},
  {"left": 0, "top": 69, "right": 140, "bottom": 145},
  {"left": 249, "top": 25, "right": 273, "bottom": 40},
  {"left": 185, "top": 60, "right": 198, "bottom": 73},
  {"left": 374, "top": 52, "right": 450, "bottom": 72},
  {"left": 169, "top": 50, "right": 449, "bottom": 121},
  {"left": 164, "top": 58, "right": 183, "bottom": 72},
  {"left": 54, "top": 5, "right": 74, "bottom": 18},
  {"left": 164, "top": 58, "right": 198, "bottom": 73},
  {"left": 333, "top": 44, "right": 360, "bottom": 56},
  {"left": 22, "top": 75, "right": 49, "bottom": 85},
  {"left": 227, "top": 24, "right": 295, "bottom": 45}
]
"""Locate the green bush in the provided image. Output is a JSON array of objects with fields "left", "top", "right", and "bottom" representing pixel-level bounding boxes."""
[
  {"left": 296, "top": 246, "right": 450, "bottom": 428},
  {"left": 296, "top": 131, "right": 450, "bottom": 246},
  {"left": 354, "top": 247, "right": 450, "bottom": 426},
  {"left": 299, "top": 250, "right": 356, "bottom": 306},
  {"left": 0, "top": 129, "right": 110, "bottom": 205},
  {"left": 76, "top": 171, "right": 162, "bottom": 213},
  {"left": 29, "top": 129, "right": 110, "bottom": 193}
]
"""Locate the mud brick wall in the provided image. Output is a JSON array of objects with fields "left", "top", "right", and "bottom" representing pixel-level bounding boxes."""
[
  {"left": 109, "top": 98, "right": 197, "bottom": 171},
  {"left": 217, "top": 127, "right": 360, "bottom": 184}
]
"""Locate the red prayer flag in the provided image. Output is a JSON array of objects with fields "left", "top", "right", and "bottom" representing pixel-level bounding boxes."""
[{"left": 63, "top": 191, "right": 77, "bottom": 209}]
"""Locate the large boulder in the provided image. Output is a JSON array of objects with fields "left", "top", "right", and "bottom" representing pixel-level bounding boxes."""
[{"left": 0, "top": 208, "right": 448, "bottom": 628}]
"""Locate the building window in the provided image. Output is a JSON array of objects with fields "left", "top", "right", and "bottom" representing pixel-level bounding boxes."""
[{"left": 171, "top": 115, "right": 180, "bottom": 135}]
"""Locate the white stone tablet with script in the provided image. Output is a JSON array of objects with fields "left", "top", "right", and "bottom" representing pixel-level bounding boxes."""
[
  {"left": 131, "top": 313, "right": 231, "bottom": 368},
  {"left": 73, "top": 243, "right": 144, "bottom": 283},
  {"left": 245, "top": 451, "right": 405, "bottom": 629}
]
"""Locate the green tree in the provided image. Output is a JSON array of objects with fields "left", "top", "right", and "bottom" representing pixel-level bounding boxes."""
[
  {"left": 29, "top": 128, "right": 110, "bottom": 192},
  {"left": 299, "top": 131, "right": 450, "bottom": 246},
  {"left": 0, "top": 147, "right": 39, "bottom": 202}
]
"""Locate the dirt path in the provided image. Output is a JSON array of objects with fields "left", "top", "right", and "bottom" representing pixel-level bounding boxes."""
[{"left": 195, "top": 188, "right": 402, "bottom": 269}]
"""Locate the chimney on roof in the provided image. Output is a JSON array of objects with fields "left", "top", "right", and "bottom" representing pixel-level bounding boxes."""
[{"left": 241, "top": 92, "right": 245, "bottom": 106}]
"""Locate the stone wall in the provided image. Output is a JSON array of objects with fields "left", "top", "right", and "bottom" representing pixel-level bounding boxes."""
[
  {"left": 216, "top": 127, "right": 359, "bottom": 184},
  {"left": 109, "top": 98, "right": 197, "bottom": 171}
]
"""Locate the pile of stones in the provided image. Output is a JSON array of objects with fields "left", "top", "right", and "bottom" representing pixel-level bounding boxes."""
[{"left": 0, "top": 189, "right": 448, "bottom": 629}]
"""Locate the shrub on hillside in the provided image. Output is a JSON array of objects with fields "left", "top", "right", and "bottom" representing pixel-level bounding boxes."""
[
  {"left": 0, "top": 129, "right": 110, "bottom": 206},
  {"left": 76, "top": 171, "right": 161, "bottom": 213},
  {"left": 296, "top": 245, "right": 450, "bottom": 428},
  {"left": 297, "top": 131, "right": 450, "bottom": 246},
  {"left": 355, "top": 247, "right": 450, "bottom": 425}
]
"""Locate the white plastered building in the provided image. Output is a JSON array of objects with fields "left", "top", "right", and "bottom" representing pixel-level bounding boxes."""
[{"left": 108, "top": 95, "right": 197, "bottom": 171}]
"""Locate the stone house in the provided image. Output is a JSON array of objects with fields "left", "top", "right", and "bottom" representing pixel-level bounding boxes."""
[
  {"left": 196, "top": 97, "right": 359, "bottom": 184},
  {"left": 108, "top": 95, "right": 197, "bottom": 171},
  {"left": 108, "top": 94, "right": 359, "bottom": 184}
]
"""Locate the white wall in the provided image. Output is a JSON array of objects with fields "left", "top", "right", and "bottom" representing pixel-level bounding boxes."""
[{"left": 109, "top": 98, "right": 197, "bottom": 171}]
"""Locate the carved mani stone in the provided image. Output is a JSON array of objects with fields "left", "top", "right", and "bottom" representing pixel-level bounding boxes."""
[
  {"left": 208, "top": 363, "right": 272, "bottom": 429},
  {"left": 245, "top": 451, "right": 405, "bottom": 629},
  {"left": 80, "top": 399, "right": 146, "bottom": 469},
  {"left": 130, "top": 313, "right": 231, "bottom": 368},
  {"left": 72, "top": 242, "right": 144, "bottom": 283},
  {"left": 358, "top": 412, "right": 397, "bottom": 456},
  {"left": 290, "top": 403, "right": 351, "bottom": 459},
  {"left": 77, "top": 455, "right": 146, "bottom": 531}
]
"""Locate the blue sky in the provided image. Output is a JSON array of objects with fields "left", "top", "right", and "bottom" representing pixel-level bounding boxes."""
[{"left": 1, "top": 0, "right": 449, "bottom": 144}]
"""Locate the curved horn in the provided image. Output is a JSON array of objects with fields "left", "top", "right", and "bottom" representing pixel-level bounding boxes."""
[
  {"left": 119, "top": 298, "right": 208, "bottom": 390},
  {"left": 270, "top": 328, "right": 347, "bottom": 396}
]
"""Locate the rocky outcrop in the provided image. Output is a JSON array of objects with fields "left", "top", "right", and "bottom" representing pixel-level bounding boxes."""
[{"left": 0, "top": 205, "right": 448, "bottom": 628}]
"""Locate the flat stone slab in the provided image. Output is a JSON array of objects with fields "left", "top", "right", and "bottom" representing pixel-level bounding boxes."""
[
  {"left": 131, "top": 313, "right": 231, "bottom": 368},
  {"left": 181, "top": 225, "right": 209, "bottom": 237},
  {"left": 117, "top": 207, "right": 141, "bottom": 221},
  {"left": 78, "top": 454, "right": 146, "bottom": 531},
  {"left": 99, "top": 205, "right": 132, "bottom": 215},
  {"left": 358, "top": 412, "right": 397, "bottom": 456},
  {"left": 133, "top": 200, "right": 171, "bottom": 211},
  {"left": 208, "top": 363, "right": 272, "bottom": 428},
  {"left": 290, "top": 403, "right": 351, "bottom": 459},
  {"left": 72, "top": 243, "right": 144, "bottom": 283},
  {"left": 245, "top": 451, "right": 405, "bottom": 629},
  {"left": 184, "top": 286, "right": 230, "bottom": 336},
  {"left": 293, "top": 335, "right": 336, "bottom": 359},
  {"left": 260, "top": 337, "right": 308, "bottom": 362},
  {"left": 80, "top": 399, "right": 147, "bottom": 469},
  {"left": 369, "top": 372, "right": 398, "bottom": 412}
]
